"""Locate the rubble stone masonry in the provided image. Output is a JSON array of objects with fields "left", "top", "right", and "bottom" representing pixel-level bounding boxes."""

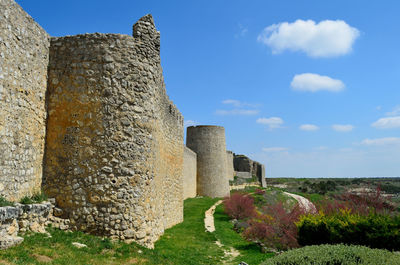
[
  {"left": 0, "top": 0, "right": 49, "bottom": 201},
  {"left": 43, "top": 15, "right": 183, "bottom": 247}
]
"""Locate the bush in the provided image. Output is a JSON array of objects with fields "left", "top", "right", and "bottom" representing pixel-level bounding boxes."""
[
  {"left": 243, "top": 203, "right": 304, "bottom": 250},
  {"left": 297, "top": 210, "right": 400, "bottom": 250},
  {"left": 316, "top": 186, "right": 395, "bottom": 216},
  {"left": 223, "top": 192, "right": 256, "bottom": 220},
  {"left": 261, "top": 244, "right": 400, "bottom": 265}
]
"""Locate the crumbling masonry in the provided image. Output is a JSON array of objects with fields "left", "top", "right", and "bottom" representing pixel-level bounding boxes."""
[
  {"left": 1, "top": 0, "right": 183, "bottom": 247},
  {"left": 0, "top": 0, "right": 266, "bottom": 248}
]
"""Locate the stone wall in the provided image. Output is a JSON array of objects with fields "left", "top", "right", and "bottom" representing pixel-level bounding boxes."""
[
  {"left": 186, "top": 126, "right": 230, "bottom": 198},
  {"left": 183, "top": 146, "right": 197, "bottom": 199},
  {"left": 233, "top": 154, "right": 266, "bottom": 187},
  {"left": 0, "top": 202, "right": 51, "bottom": 249},
  {"left": 226, "top": 151, "right": 234, "bottom": 181},
  {"left": 0, "top": 200, "right": 70, "bottom": 249},
  {"left": 0, "top": 0, "right": 49, "bottom": 201},
  {"left": 43, "top": 15, "right": 183, "bottom": 248}
]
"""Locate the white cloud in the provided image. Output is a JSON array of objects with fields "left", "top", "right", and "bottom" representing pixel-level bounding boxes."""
[
  {"left": 371, "top": 116, "right": 400, "bottom": 129},
  {"left": 291, "top": 73, "right": 345, "bottom": 92},
  {"left": 215, "top": 109, "right": 259, "bottom": 116},
  {"left": 222, "top": 99, "right": 260, "bottom": 108},
  {"left": 262, "top": 147, "right": 288, "bottom": 152},
  {"left": 235, "top": 23, "right": 248, "bottom": 38},
  {"left": 386, "top": 106, "right": 400, "bottom": 116},
  {"left": 256, "top": 117, "right": 284, "bottom": 129},
  {"left": 222, "top": 99, "right": 241, "bottom": 107},
  {"left": 332, "top": 124, "right": 354, "bottom": 132},
  {"left": 361, "top": 137, "right": 400, "bottom": 146},
  {"left": 299, "top": 124, "right": 319, "bottom": 131},
  {"left": 184, "top": 120, "right": 198, "bottom": 127},
  {"left": 218, "top": 99, "right": 260, "bottom": 116},
  {"left": 257, "top": 19, "right": 360, "bottom": 58}
]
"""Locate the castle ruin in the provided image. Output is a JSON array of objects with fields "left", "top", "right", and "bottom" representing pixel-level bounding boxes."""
[{"left": 0, "top": 0, "right": 266, "bottom": 248}]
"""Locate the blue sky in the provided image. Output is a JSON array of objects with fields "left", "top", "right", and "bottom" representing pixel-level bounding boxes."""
[{"left": 16, "top": 0, "right": 400, "bottom": 177}]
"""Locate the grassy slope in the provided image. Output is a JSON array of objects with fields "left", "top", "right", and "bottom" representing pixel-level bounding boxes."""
[
  {"left": 0, "top": 197, "right": 226, "bottom": 265},
  {"left": 213, "top": 204, "right": 274, "bottom": 265},
  {"left": 0, "top": 194, "right": 283, "bottom": 265}
]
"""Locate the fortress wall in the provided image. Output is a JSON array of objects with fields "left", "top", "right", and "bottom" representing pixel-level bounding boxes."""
[
  {"left": 0, "top": 0, "right": 49, "bottom": 201},
  {"left": 226, "top": 151, "right": 234, "bottom": 181},
  {"left": 186, "top": 126, "right": 230, "bottom": 198},
  {"left": 156, "top": 80, "right": 184, "bottom": 229},
  {"left": 233, "top": 154, "right": 252, "bottom": 173},
  {"left": 183, "top": 146, "right": 197, "bottom": 199},
  {"left": 44, "top": 15, "right": 183, "bottom": 247},
  {"left": 233, "top": 154, "right": 266, "bottom": 187},
  {"left": 134, "top": 14, "right": 184, "bottom": 232}
]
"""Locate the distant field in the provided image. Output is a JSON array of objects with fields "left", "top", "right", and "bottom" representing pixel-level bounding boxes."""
[{"left": 266, "top": 177, "right": 400, "bottom": 209}]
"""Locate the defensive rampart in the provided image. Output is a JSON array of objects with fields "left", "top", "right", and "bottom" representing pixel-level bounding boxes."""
[
  {"left": 0, "top": 0, "right": 49, "bottom": 201},
  {"left": 183, "top": 146, "right": 197, "bottom": 199},
  {"left": 226, "top": 151, "right": 234, "bottom": 181},
  {"left": 233, "top": 154, "right": 266, "bottom": 187},
  {"left": 43, "top": 15, "right": 183, "bottom": 247}
]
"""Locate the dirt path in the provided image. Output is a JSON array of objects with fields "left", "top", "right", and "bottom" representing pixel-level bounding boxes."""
[
  {"left": 204, "top": 200, "right": 240, "bottom": 264},
  {"left": 283, "top": 192, "right": 317, "bottom": 213},
  {"left": 204, "top": 200, "right": 222, "bottom": 232},
  {"left": 230, "top": 183, "right": 259, "bottom": 191}
]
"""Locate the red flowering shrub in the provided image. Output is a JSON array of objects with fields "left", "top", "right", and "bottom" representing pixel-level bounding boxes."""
[
  {"left": 243, "top": 203, "right": 304, "bottom": 250},
  {"left": 223, "top": 192, "right": 256, "bottom": 220},
  {"left": 316, "top": 186, "right": 395, "bottom": 216}
]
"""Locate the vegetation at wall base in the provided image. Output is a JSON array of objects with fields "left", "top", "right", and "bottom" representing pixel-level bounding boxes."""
[
  {"left": 261, "top": 244, "right": 400, "bottom": 265},
  {"left": 19, "top": 191, "right": 48, "bottom": 205},
  {"left": 0, "top": 196, "right": 275, "bottom": 265},
  {"left": 0, "top": 196, "right": 14, "bottom": 207}
]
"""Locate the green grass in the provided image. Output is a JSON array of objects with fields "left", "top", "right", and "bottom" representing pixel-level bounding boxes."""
[
  {"left": 0, "top": 196, "right": 14, "bottom": 207},
  {"left": 292, "top": 192, "right": 326, "bottom": 204},
  {"left": 214, "top": 204, "right": 274, "bottom": 265},
  {"left": 249, "top": 188, "right": 297, "bottom": 211},
  {"left": 0, "top": 197, "right": 228, "bottom": 265},
  {"left": 19, "top": 192, "right": 48, "bottom": 205},
  {"left": 154, "top": 197, "right": 224, "bottom": 265}
]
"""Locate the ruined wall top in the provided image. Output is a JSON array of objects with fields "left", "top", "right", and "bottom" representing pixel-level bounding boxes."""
[{"left": 132, "top": 14, "right": 160, "bottom": 53}]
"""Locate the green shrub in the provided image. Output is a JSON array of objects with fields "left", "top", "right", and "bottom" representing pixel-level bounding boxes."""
[
  {"left": 261, "top": 244, "right": 400, "bottom": 265},
  {"left": 297, "top": 211, "right": 400, "bottom": 250},
  {"left": 0, "top": 196, "right": 14, "bottom": 207}
]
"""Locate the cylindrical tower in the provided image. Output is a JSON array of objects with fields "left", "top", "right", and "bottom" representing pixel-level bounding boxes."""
[
  {"left": 43, "top": 15, "right": 184, "bottom": 248},
  {"left": 186, "top": 126, "right": 230, "bottom": 198}
]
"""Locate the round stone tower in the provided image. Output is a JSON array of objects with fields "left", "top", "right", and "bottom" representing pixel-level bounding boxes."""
[{"left": 186, "top": 125, "right": 230, "bottom": 198}]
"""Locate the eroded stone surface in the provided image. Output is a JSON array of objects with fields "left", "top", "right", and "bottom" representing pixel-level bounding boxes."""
[
  {"left": 0, "top": 0, "right": 49, "bottom": 201},
  {"left": 43, "top": 15, "right": 184, "bottom": 248}
]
